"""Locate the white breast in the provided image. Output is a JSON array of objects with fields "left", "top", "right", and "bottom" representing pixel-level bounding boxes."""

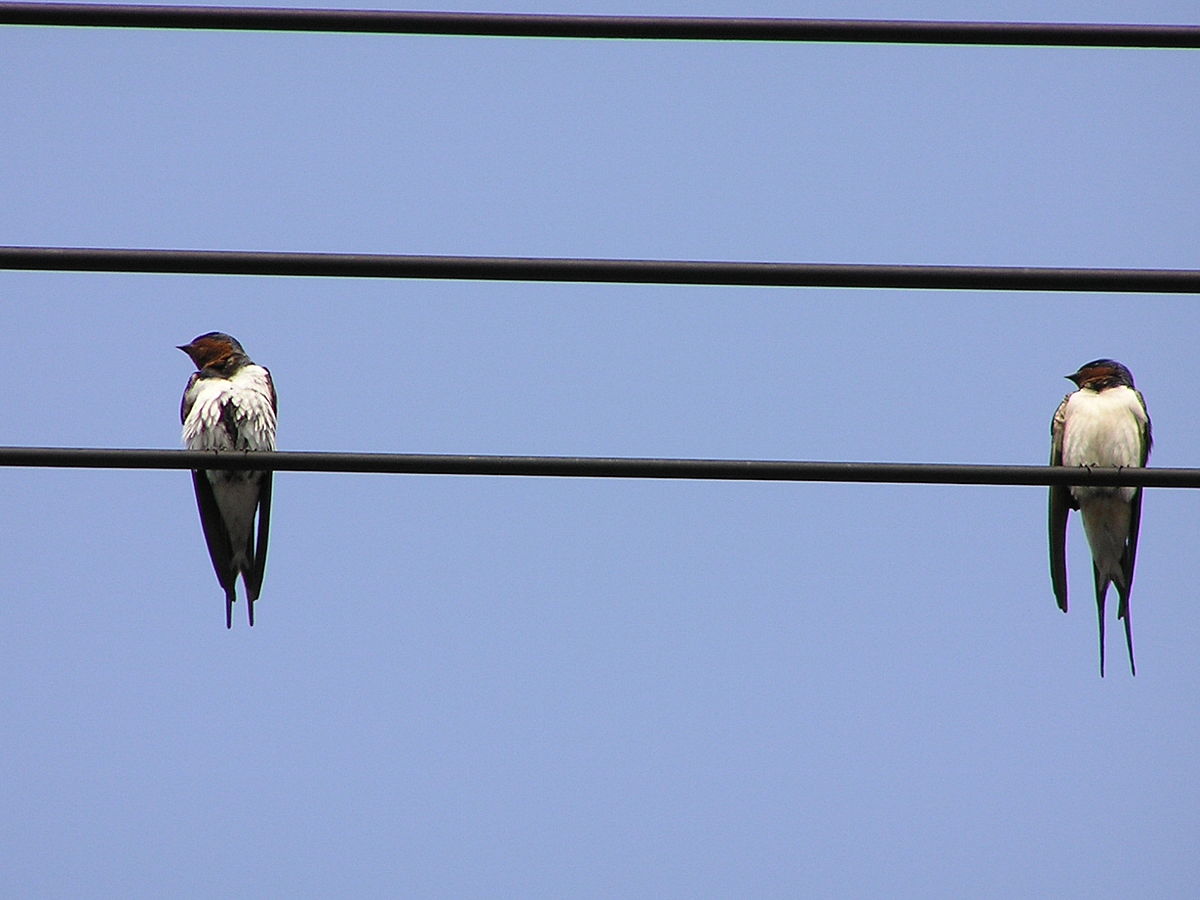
[
  {"left": 182, "top": 365, "right": 277, "bottom": 451},
  {"left": 1062, "top": 385, "right": 1146, "bottom": 503},
  {"left": 1062, "top": 386, "right": 1145, "bottom": 468}
]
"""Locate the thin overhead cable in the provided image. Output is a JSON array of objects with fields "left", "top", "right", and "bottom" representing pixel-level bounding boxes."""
[
  {"left": 3, "top": 247, "right": 1198, "bottom": 293},
  {"left": 1, "top": 446, "right": 1198, "bottom": 488},
  {"left": 1, "top": 3, "right": 1198, "bottom": 48}
]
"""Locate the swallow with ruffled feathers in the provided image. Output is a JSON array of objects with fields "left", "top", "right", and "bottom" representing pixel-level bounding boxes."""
[
  {"left": 179, "top": 333, "right": 277, "bottom": 628},
  {"left": 1049, "top": 359, "right": 1151, "bottom": 676}
]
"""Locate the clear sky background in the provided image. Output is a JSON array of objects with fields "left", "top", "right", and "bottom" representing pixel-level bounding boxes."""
[{"left": 3, "top": 1, "right": 1199, "bottom": 897}]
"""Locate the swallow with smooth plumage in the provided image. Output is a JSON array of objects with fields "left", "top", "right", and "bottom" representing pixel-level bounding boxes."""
[
  {"left": 1049, "top": 359, "right": 1151, "bottom": 676},
  {"left": 179, "top": 333, "right": 277, "bottom": 628}
]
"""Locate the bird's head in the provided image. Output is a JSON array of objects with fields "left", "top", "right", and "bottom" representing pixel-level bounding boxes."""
[
  {"left": 178, "top": 332, "right": 249, "bottom": 375},
  {"left": 1066, "top": 358, "right": 1135, "bottom": 392}
]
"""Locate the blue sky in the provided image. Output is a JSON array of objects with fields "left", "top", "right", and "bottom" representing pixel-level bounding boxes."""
[{"left": 3, "top": 1, "right": 1199, "bottom": 897}]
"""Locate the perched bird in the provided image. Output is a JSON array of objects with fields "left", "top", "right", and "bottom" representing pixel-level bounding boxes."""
[
  {"left": 179, "top": 333, "right": 277, "bottom": 628},
  {"left": 1049, "top": 359, "right": 1151, "bottom": 676}
]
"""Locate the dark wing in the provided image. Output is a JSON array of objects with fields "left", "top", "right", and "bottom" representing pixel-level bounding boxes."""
[
  {"left": 180, "top": 372, "right": 200, "bottom": 424},
  {"left": 263, "top": 366, "right": 278, "bottom": 415},
  {"left": 1118, "top": 393, "right": 1152, "bottom": 614},
  {"left": 1136, "top": 390, "right": 1152, "bottom": 464},
  {"left": 1116, "top": 485, "right": 1142, "bottom": 676},
  {"left": 1048, "top": 395, "right": 1073, "bottom": 612},
  {"left": 191, "top": 469, "right": 238, "bottom": 627},
  {"left": 1117, "top": 392, "right": 1153, "bottom": 627},
  {"left": 244, "top": 365, "right": 276, "bottom": 610},
  {"left": 245, "top": 473, "right": 272, "bottom": 605},
  {"left": 1121, "top": 466, "right": 1145, "bottom": 621}
]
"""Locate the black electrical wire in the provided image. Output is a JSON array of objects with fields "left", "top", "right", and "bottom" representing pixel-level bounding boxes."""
[
  {"left": 1, "top": 3, "right": 1197, "bottom": 47},
  {"left": 1, "top": 446, "right": 1197, "bottom": 488},
  {"left": 3, "top": 246, "right": 1198, "bottom": 293}
]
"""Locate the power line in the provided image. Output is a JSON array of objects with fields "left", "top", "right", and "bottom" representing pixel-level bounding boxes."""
[
  {"left": 3, "top": 246, "right": 1198, "bottom": 293},
  {"left": 1, "top": 446, "right": 1197, "bottom": 487},
  {"left": 2, "top": 3, "right": 1198, "bottom": 48}
]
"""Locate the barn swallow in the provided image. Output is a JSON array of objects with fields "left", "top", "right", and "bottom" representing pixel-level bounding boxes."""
[
  {"left": 179, "top": 333, "right": 277, "bottom": 628},
  {"left": 1049, "top": 359, "right": 1151, "bottom": 676}
]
